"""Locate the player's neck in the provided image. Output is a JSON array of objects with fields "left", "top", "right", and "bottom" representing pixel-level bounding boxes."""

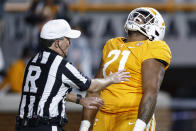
[{"left": 126, "top": 31, "right": 148, "bottom": 42}]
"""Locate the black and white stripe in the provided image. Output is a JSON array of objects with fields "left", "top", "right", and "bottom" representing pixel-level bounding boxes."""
[{"left": 18, "top": 48, "right": 91, "bottom": 119}]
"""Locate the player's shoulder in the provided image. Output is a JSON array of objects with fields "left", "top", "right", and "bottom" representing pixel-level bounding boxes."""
[
  {"left": 147, "top": 40, "right": 168, "bottom": 46},
  {"left": 106, "top": 37, "right": 124, "bottom": 44},
  {"left": 146, "top": 40, "right": 170, "bottom": 49}
]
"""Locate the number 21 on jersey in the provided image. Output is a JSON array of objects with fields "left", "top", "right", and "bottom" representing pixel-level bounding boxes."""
[{"left": 103, "top": 50, "right": 130, "bottom": 78}]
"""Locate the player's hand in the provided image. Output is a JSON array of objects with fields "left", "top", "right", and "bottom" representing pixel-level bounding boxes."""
[
  {"left": 107, "top": 69, "right": 130, "bottom": 83},
  {"left": 80, "top": 97, "right": 104, "bottom": 109}
]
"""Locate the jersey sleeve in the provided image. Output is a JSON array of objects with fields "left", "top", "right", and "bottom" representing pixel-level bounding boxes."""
[
  {"left": 62, "top": 62, "right": 91, "bottom": 91},
  {"left": 142, "top": 41, "right": 172, "bottom": 69}
]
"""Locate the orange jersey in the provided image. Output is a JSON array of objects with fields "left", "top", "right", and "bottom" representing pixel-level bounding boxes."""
[
  {"left": 100, "top": 37, "right": 172, "bottom": 113},
  {"left": 0, "top": 59, "right": 25, "bottom": 93}
]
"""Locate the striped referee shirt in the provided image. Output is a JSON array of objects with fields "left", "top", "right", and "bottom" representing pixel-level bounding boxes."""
[{"left": 18, "top": 48, "right": 91, "bottom": 119}]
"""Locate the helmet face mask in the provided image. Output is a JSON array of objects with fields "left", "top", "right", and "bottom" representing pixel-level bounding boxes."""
[{"left": 124, "top": 7, "right": 165, "bottom": 41}]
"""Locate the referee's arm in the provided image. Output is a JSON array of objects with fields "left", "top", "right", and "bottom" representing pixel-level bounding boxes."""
[
  {"left": 63, "top": 62, "right": 129, "bottom": 93},
  {"left": 87, "top": 70, "right": 130, "bottom": 93},
  {"left": 65, "top": 69, "right": 130, "bottom": 104},
  {"left": 66, "top": 92, "right": 104, "bottom": 109}
]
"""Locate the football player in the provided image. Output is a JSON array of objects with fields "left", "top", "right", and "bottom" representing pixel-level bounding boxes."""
[{"left": 80, "top": 7, "right": 172, "bottom": 131}]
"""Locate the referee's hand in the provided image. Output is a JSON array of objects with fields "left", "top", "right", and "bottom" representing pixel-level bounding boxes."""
[
  {"left": 107, "top": 69, "right": 130, "bottom": 83},
  {"left": 80, "top": 97, "right": 104, "bottom": 109}
]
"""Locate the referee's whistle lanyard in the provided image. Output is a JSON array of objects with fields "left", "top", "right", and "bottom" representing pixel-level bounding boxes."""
[{"left": 58, "top": 43, "right": 66, "bottom": 57}]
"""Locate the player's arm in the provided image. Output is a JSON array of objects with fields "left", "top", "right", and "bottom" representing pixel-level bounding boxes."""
[
  {"left": 133, "top": 58, "right": 166, "bottom": 131},
  {"left": 80, "top": 60, "right": 104, "bottom": 131}
]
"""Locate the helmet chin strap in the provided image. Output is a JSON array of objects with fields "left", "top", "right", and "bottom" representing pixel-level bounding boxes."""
[{"left": 57, "top": 43, "right": 66, "bottom": 57}]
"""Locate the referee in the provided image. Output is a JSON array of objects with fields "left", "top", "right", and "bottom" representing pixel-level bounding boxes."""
[{"left": 16, "top": 19, "right": 130, "bottom": 131}]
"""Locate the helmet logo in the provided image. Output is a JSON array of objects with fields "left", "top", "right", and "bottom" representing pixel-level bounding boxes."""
[{"left": 149, "top": 9, "right": 157, "bottom": 15}]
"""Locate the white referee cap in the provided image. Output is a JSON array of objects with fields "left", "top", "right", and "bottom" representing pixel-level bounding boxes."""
[{"left": 40, "top": 19, "right": 81, "bottom": 39}]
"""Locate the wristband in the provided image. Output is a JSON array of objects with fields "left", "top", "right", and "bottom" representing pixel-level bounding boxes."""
[
  {"left": 133, "top": 119, "right": 146, "bottom": 131},
  {"left": 79, "top": 120, "right": 90, "bottom": 131},
  {"left": 76, "top": 94, "right": 82, "bottom": 104}
]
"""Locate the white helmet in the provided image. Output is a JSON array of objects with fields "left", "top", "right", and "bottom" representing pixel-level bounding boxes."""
[{"left": 124, "top": 7, "right": 166, "bottom": 41}]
